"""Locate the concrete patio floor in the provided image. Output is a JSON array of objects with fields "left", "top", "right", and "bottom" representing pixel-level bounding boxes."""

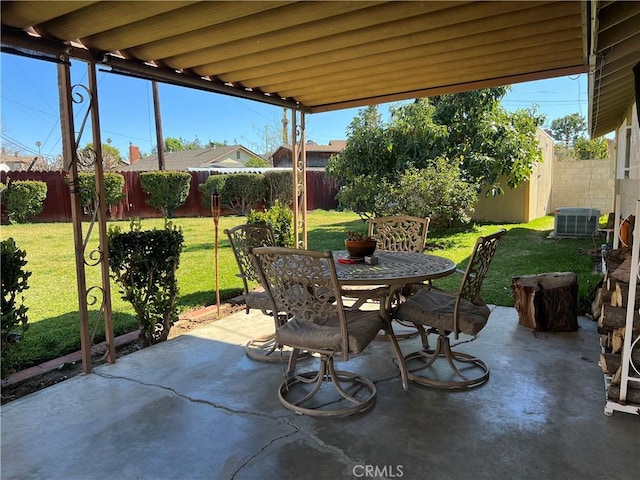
[{"left": 1, "top": 306, "right": 638, "bottom": 480}]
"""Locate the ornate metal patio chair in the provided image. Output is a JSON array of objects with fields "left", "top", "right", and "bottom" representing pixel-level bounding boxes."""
[
  {"left": 393, "top": 229, "right": 506, "bottom": 389},
  {"left": 250, "top": 246, "right": 383, "bottom": 417},
  {"left": 343, "top": 215, "right": 431, "bottom": 339},
  {"left": 368, "top": 215, "right": 430, "bottom": 253},
  {"left": 224, "top": 224, "right": 287, "bottom": 361}
]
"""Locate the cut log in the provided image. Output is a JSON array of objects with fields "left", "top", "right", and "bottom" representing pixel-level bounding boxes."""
[
  {"left": 612, "top": 328, "right": 625, "bottom": 354},
  {"left": 599, "top": 304, "right": 640, "bottom": 332},
  {"left": 600, "top": 350, "right": 640, "bottom": 375},
  {"left": 611, "top": 367, "right": 622, "bottom": 385},
  {"left": 602, "top": 277, "right": 640, "bottom": 308},
  {"left": 512, "top": 272, "right": 578, "bottom": 331},
  {"left": 600, "top": 352, "right": 622, "bottom": 375},
  {"left": 607, "top": 384, "right": 640, "bottom": 404},
  {"left": 591, "top": 287, "right": 603, "bottom": 320},
  {"left": 605, "top": 247, "right": 633, "bottom": 274},
  {"left": 610, "top": 257, "right": 633, "bottom": 283}
]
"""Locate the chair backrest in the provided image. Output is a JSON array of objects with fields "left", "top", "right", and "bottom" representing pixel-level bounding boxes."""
[
  {"left": 249, "top": 246, "right": 350, "bottom": 358},
  {"left": 458, "top": 229, "right": 507, "bottom": 304},
  {"left": 224, "top": 224, "right": 275, "bottom": 294},
  {"left": 368, "top": 215, "right": 430, "bottom": 252}
]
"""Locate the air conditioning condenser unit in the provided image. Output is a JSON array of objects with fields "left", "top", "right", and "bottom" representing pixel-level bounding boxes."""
[{"left": 553, "top": 208, "right": 600, "bottom": 237}]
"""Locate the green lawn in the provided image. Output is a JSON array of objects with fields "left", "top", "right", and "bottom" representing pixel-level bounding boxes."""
[{"left": 1, "top": 212, "right": 602, "bottom": 370}]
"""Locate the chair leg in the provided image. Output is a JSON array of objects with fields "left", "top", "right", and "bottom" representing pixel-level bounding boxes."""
[
  {"left": 377, "top": 290, "right": 419, "bottom": 341},
  {"left": 277, "top": 356, "right": 377, "bottom": 417},
  {"left": 404, "top": 330, "right": 489, "bottom": 389}
]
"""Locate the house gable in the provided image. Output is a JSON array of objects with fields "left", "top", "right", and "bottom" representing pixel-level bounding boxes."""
[{"left": 272, "top": 140, "right": 346, "bottom": 168}]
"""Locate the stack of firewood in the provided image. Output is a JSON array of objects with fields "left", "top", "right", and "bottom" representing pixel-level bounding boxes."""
[{"left": 595, "top": 247, "right": 640, "bottom": 404}]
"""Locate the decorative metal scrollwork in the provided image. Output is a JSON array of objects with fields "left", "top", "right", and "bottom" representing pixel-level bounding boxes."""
[
  {"left": 86, "top": 285, "right": 105, "bottom": 344},
  {"left": 84, "top": 246, "right": 104, "bottom": 267},
  {"left": 76, "top": 146, "right": 97, "bottom": 169}
]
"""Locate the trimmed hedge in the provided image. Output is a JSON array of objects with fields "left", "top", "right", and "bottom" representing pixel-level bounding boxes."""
[
  {"left": 140, "top": 171, "right": 191, "bottom": 218},
  {"left": 69, "top": 172, "right": 126, "bottom": 214},
  {"left": 5, "top": 180, "right": 47, "bottom": 223},
  {"left": 264, "top": 170, "right": 293, "bottom": 207},
  {"left": 246, "top": 201, "right": 294, "bottom": 247},
  {"left": 199, "top": 173, "right": 267, "bottom": 215},
  {"left": 1, "top": 237, "right": 31, "bottom": 379},
  {"left": 108, "top": 221, "right": 184, "bottom": 346}
]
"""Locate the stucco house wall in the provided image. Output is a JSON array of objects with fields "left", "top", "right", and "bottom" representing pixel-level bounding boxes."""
[{"left": 613, "top": 103, "right": 640, "bottom": 219}]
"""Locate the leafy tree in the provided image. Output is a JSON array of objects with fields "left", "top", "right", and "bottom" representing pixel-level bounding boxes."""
[
  {"left": 548, "top": 112, "right": 609, "bottom": 160},
  {"left": 164, "top": 137, "right": 186, "bottom": 152},
  {"left": 554, "top": 143, "right": 573, "bottom": 161},
  {"left": 205, "top": 140, "right": 228, "bottom": 148},
  {"left": 163, "top": 136, "right": 203, "bottom": 152},
  {"left": 78, "top": 143, "right": 124, "bottom": 171},
  {"left": 245, "top": 156, "right": 270, "bottom": 167},
  {"left": 327, "top": 88, "right": 544, "bottom": 220},
  {"left": 550, "top": 113, "right": 586, "bottom": 146},
  {"left": 429, "top": 88, "right": 544, "bottom": 191},
  {"left": 392, "top": 161, "right": 477, "bottom": 227},
  {"left": 572, "top": 136, "right": 610, "bottom": 160}
]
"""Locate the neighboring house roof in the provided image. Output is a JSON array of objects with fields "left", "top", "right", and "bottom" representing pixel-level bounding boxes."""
[
  {"left": 0, "top": 153, "right": 36, "bottom": 171},
  {"left": 272, "top": 140, "right": 347, "bottom": 158},
  {"left": 274, "top": 140, "right": 346, "bottom": 155},
  {"left": 118, "top": 145, "right": 262, "bottom": 171}
]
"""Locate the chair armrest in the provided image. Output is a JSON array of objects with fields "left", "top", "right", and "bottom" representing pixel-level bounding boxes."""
[{"left": 342, "top": 286, "right": 389, "bottom": 311}]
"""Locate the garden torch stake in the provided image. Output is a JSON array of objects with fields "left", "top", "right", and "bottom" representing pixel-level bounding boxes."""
[{"left": 211, "top": 193, "right": 221, "bottom": 317}]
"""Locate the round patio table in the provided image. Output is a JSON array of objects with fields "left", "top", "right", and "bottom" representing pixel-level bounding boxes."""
[
  {"left": 333, "top": 250, "right": 456, "bottom": 390},
  {"left": 334, "top": 250, "right": 456, "bottom": 285}
]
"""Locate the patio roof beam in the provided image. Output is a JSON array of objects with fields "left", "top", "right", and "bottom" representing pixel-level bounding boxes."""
[{"left": 1, "top": 26, "right": 307, "bottom": 113}]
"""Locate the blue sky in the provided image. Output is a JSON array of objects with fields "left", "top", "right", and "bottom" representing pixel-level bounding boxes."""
[{"left": 1, "top": 53, "right": 587, "bottom": 163}]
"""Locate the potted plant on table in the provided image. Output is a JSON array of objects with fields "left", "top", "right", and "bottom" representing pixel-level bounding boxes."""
[{"left": 345, "top": 231, "right": 377, "bottom": 258}]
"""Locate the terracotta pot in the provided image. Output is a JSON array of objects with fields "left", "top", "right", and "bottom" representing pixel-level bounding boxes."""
[{"left": 344, "top": 239, "right": 377, "bottom": 258}]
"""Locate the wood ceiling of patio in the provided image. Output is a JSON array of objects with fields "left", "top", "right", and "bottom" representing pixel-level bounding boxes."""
[
  {"left": 1, "top": 1, "right": 588, "bottom": 114},
  {"left": 2, "top": 1, "right": 638, "bottom": 137}
]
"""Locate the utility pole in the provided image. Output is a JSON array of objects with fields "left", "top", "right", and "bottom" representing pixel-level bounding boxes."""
[{"left": 152, "top": 81, "right": 165, "bottom": 170}]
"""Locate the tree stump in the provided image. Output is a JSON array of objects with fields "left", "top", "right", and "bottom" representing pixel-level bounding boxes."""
[{"left": 512, "top": 272, "right": 578, "bottom": 331}]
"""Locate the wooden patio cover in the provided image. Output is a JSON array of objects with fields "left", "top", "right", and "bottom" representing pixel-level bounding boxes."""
[
  {"left": 1, "top": 1, "right": 589, "bottom": 112},
  {"left": 2, "top": 2, "right": 638, "bottom": 135}
]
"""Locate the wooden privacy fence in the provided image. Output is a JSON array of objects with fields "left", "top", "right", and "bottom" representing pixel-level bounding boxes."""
[{"left": 0, "top": 170, "right": 340, "bottom": 223}]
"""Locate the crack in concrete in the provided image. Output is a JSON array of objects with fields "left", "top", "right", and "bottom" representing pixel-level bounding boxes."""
[
  {"left": 94, "top": 369, "right": 395, "bottom": 479},
  {"left": 93, "top": 371, "right": 285, "bottom": 420},
  {"left": 229, "top": 417, "right": 300, "bottom": 480},
  {"left": 97, "top": 370, "right": 310, "bottom": 480}
]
